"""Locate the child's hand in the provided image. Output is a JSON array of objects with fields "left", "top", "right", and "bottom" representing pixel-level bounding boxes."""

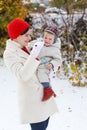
[
  {"left": 47, "top": 63, "right": 53, "bottom": 70},
  {"left": 30, "top": 42, "right": 44, "bottom": 58}
]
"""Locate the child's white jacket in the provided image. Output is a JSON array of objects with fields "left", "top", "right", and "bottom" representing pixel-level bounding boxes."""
[
  {"left": 29, "top": 38, "right": 62, "bottom": 69},
  {"left": 3, "top": 39, "right": 58, "bottom": 124}
]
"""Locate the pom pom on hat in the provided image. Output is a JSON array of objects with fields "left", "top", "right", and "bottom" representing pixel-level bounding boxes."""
[
  {"left": 8, "top": 18, "right": 30, "bottom": 39},
  {"left": 44, "top": 26, "right": 59, "bottom": 37}
]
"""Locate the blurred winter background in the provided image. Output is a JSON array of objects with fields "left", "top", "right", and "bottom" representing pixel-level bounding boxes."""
[{"left": 0, "top": 0, "right": 87, "bottom": 130}]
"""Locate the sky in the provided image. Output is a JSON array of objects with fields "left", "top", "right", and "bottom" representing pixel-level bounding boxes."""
[{"left": 0, "top": 58, "right": 87, "bottom": 130}]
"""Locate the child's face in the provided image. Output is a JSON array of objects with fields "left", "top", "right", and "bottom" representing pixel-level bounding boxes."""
[
  {"left": 14, "top": 29, "right": 31, "bottom": 47},
  {"left": 44, "top": 32, "right": 55, "bottom": 46}
]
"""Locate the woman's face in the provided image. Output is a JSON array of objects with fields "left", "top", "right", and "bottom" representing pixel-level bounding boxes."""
[
  {"left": 43, "top": 32, "right": 55, "bottom": 46},
  {"left": 14, "top": 29, "right": 31, "bottom": 47}
]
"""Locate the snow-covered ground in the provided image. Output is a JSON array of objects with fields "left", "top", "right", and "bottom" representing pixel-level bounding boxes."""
[{"left": 0, "top": 58, "right": 87, "bottom": 130}]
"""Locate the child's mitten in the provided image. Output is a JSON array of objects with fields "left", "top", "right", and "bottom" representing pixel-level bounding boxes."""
[{"left": 30, "top": 42, "right": 44, "bottom": 58}]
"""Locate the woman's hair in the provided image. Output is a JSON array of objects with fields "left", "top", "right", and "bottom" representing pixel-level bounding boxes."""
[{"left": 20, "top": 28, "right": 30, "bottom": 35}]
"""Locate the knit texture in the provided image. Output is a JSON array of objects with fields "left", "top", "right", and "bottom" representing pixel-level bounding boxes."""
[
  {"left": 8, "top": 18, "right": 30, "bottom": 39},
  {"left": 44, "top": 26, "right": 59, "bottom": 37}
]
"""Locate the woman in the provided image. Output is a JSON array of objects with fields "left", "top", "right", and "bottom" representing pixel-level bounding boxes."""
[{"left": 3, "top": 18, "right": 58, "bottom": 130}]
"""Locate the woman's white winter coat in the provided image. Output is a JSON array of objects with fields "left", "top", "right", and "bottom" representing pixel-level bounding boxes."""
[{"left": 3, "top": 39, "right": 58, "bottom": 124}]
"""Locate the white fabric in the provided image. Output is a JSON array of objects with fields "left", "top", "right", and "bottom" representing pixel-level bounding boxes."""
[
  {"left": 30, "top": 41, "right": 44, "bottom": 58},
  {"left": 3, "top": 39, "right": 58, "bottom": 124},
  {"left": 29, "top": 38, "right": 62, "bottom": 83}
]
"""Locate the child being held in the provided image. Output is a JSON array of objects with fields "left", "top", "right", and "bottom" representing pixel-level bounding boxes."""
[{"left": 30, "top": 26, "right": 62, "bottom": 101}]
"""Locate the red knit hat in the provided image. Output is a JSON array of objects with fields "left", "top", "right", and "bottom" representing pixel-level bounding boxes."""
[{"left": 8, "top": 18, "right": 30, "bottom": 39}]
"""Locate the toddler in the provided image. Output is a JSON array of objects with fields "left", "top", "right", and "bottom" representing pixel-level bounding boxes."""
[{"left": 30, "top": 26, "right": 62, "bottom": 101}]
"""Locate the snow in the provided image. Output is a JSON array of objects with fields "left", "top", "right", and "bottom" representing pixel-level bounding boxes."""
[{"left": 0, "top": 58, "right": 87, "bottom": 130}]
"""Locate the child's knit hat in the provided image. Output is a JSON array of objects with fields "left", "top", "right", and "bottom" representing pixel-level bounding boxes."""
[
  {"left": 8, "top": 18, "right": 30, "bottom": 39},
  {"left": 44, "top": 25, "right": 59, "bottom": 37}
]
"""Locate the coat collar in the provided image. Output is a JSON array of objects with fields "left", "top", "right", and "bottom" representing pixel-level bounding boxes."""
[{"left": 6, "top": 39, "right": 29, "bottom": 59}]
